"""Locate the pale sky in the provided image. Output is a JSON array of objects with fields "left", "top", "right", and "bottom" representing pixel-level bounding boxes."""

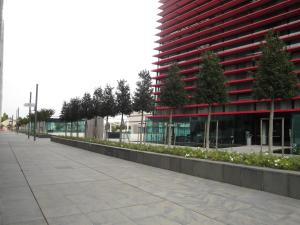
[{"left": 2, "top": 0, "right": 160, "bottom": 118}]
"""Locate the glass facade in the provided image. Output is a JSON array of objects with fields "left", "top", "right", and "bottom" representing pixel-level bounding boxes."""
[
  {"left": 46, "top": 121, "right": 85, "bottom": 134},
  {"left": 146, "top": 113, "right": 300, "bottom": 147}
]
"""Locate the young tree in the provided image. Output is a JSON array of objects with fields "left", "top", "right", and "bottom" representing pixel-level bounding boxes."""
[
  {"left": 253, "top": 31, "right": 297, "bottom": 153},
  {"left": 39, "top": 109, "right": 55, "bottom": 121},
  {"left": 116, "top": 79, "right": 132, "bottom": 142},
  {"left": 133, "top": 70, "right": 154, "bottom": 144},
  {"left": 16, "top": 117, "right": 29, "bottom": 128},
  {"left": 92, "top": 87, "right": 103, "bottom": 138},
  {"left": 194, "top": 51, "right": 227, "bottom": 150},
  {"left": 36, "top": 109, "right": 55, "bottom": 133},
  {"left": 1, "top": 112, "right": 8, "bottom": 122},
  {"left": 60, "top": 101, "right": 69, "bottom": 136},
  {"left": 70, "top": 98, "right": 81, "bottom": 137},
  {"left": 102, "top": 85, "right": 117, "bottom": 140},
  {"left": 80, "top": 93, "right": 93, "bottom": 137},
  {"left": 160, "top": 63, "right": 187, "bottom": 147}
]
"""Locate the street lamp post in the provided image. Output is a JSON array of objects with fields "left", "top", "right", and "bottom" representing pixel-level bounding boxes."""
[
  {"left": 24, "top": 92, "right": 34, "bottom": 139},
  {"left": 16, "top": 107, "right": 19, "bottom": 133},
  {"left": 33, "top": 84, "right": 38, "bottom": 141},
  {"left": 28, "top": 92, "right": 32, "bottom": 139}
]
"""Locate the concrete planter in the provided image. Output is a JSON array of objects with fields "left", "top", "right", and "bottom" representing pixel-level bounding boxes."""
[
  {"left": 51, "top": 136, "right": 300, "bottom": 200},
  {"left": 36, "top": 134, "right": 51, "bottom": 138}
]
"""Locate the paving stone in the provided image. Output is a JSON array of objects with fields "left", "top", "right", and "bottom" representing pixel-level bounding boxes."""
[
  {"left": 47, "top": 213, "right": 93, "bottom": 225},
  {"left": 1, "top": 132, "right": 300, "bottom": 225},
  {"left": 8, "top": 219, "right": 48, "bottom": 225}
]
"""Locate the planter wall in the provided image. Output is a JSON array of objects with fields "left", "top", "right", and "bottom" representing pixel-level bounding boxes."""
[{"left": 51, "top": 136, "right": 300, "bottom": 200}]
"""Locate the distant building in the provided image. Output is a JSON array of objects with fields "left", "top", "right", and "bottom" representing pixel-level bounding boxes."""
[
  {"left": 127, "top": 112, "right": 151, "bottom": 142},
  {"left": 147, "top": 0, "right": 300, "bottom": 147},
  {"left": 0, "top": 0, "right": 3, "bottom": 117}
]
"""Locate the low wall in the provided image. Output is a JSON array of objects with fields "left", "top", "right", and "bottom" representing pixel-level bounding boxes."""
[{"left": 51, "top": 136, "right": 300, "bottom": 200}]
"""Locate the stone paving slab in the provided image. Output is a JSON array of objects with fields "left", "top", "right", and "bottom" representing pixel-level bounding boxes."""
[{"left": 0, "top": 132, "right": 300, "bottom": 225}]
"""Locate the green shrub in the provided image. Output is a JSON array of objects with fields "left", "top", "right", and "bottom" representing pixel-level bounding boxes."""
[{"left": 58, "top": 136, "right": 300, "bottom": 171}]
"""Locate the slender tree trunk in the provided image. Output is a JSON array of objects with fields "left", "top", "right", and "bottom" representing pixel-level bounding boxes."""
[
  {"left": 64, "top": 122, "right": 67, "bottom": 137},
  {"left": 167, "top": 109, "right": 173, "bottom": 147},
  {"left": 119, "top": 113, "right": 124, "bottom": 142},
  {"left": 206, "top": 105, "right": 212, "bottom": 150},
  {"left": 106, "top": 116, "right": 109, "bottom": 141},
  {"left": 76, "top": 121, "right": 79, "bottom": 138},
  {"left": 84, "top": 119, "right": 87, "bottom": 138},
  {"left": 70, "top": 122, "right": 73, "bottom": 137},
  {"left": 140, "top": 111, "right": 144, "bottom": 144},
  {"left": 94, "top": 116, "right": 97, "bottom": 138},
  {"left": 268, "top": 99, "right": 275, "bottom": 153}
]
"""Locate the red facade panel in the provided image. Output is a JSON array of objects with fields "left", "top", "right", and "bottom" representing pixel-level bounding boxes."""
[
  {"left": 153, "top": 0, "right": 300, "bottom": 118},
  {"left": 155, "top": 9, "right": 300, "bottom": 56}
]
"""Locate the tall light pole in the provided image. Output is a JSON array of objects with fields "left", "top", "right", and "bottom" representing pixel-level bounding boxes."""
[
  {"left": 16, "top": 107, "right": 19, "bottom": 133},
  {"left": 33, "top": 84, "right": 38, "bottom": 141},
  {"left": 28, "top": 92, "right": 32, "bottom": 139}
]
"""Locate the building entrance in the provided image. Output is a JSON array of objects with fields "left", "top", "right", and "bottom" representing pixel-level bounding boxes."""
[{"left": 260, "top": 117, "right": 285, "bottom": 148}]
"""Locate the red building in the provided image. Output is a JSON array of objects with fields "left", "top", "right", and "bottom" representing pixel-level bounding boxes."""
[{"left": 146, "top": 0, "right": 300, "bottom": 148}]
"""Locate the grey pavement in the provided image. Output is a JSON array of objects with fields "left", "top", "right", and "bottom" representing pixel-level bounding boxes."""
[{"left": 0, "top": 132, "right": 300, "bottom": 225}]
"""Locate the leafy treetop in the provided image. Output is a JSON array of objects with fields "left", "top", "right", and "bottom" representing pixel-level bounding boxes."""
[
  {"left": 93, "top": 87, "right": 104, "bottom": 118},
  {"left": 160, "top": 63, "right": 187, "bottom": 108},
  {"left": 60, "top": 101, "right": 71, "bottom": 122},
  {"left": 102, "top": 85, "right": 117, "bottom": 118},
  {"left": 253, "top": 31, "right": 297, "bottom": 100},
  {"left": 194, "top": 51, "right": 227, "bottom": 105},
  {"left": 69, "top": 98, "right": 81, "bottom": 122},
  {"left": 1, "top": 113, "right": 8, "bottom": 122},
  {"left": 37, "top": 109, "right": 55, "bottom": 122},
  {"left": 80, "top": 93, "right": 94, "bottom": 120},
  {"left": 132, "top": 70, "right": 153, "bottom": 113},
  {"left": 116, "top": 79, "right": 132, "bottom": 116}
]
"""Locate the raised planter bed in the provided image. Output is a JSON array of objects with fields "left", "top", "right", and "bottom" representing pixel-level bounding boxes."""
[
  {"left": 51, "top": 136, "right": 300, "bottom": 200},
  {"left": 36, "top": 133, "right": 51, "bottom": 138}
]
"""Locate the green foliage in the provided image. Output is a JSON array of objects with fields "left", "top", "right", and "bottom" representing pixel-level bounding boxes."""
[
  {"left": 93, "top": 87, "right": 104, "bottom": 117},
  {"left": 194, "top": 51, "right": 227, "bottom": 104},
  {"left": 1, "top": 112, "right": 8, "bottom": 122},
  {"left": 39, "top": 109, "right": 55, "bottom": 122},
  {"left": 102, "top": 85, "right": 117, "bottom": 118},
  {"left": 132, "top": 70, "right": 154, "bottom": 113},
  {"left": 253, "top": 31, "right": 297, "bottom": 100},
  {"left": 80, "top": 93, "right": 94, "bottom": 120},
  {"left": 16, "top": 117, "right": 29, "bottom": 126},
  {"left": 69, "top": 98, "right": 81, "bottom": 122},
  {"left": 111, "top": 124, "right": 127, "bottom": 132},
  {"left": 60, "top": 101, "right": 70, "bottom": 122},
  {"left": 116, "top": 79, "right": 132, "bottom": 116},
  {"left": 160, "top": 63, "right": 187, "bottom": 108},
  {"left": 61, "top": 136, "right": 300, "bottom": 171}
]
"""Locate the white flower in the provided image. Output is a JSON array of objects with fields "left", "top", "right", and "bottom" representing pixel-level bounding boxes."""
[
  {"left": 230, "top": 156, "right": 234, "bottom": 162},
  {"left": 185, "top": 153, "right": 190, "bottom": 158}
]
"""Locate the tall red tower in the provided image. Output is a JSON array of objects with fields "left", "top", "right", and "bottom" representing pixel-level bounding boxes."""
[{"left": 147, "top": 0, "right": 300, "bottom": 147}]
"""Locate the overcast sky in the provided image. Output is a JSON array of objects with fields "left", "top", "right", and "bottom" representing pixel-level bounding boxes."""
[{"left": 2, "top": 0, "right": 160, "bottom": 118}]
